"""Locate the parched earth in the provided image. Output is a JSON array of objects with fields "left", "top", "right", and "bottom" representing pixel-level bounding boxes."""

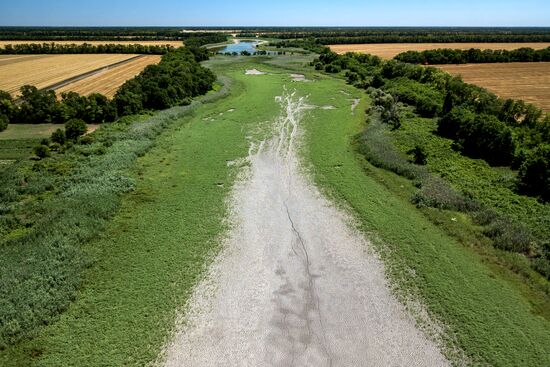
[{"left": 163, "top": 88, "right": 448, "bottom": 367}]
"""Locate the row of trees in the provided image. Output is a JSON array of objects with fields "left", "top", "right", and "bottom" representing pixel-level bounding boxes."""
[
  {"left": 0, "top": 47, "right": 216, "bottom": 130},
  {"left": 0, "top": 43, "right": 176, "bottom": 55},
  {"left": 395, "top": 47, "right": 550, "bottom": 64},
  {"left": 0, "top": 27, "right": 220, "bottom": 40},
  {"left": 263, "top": 27, "right": 550, "bottom": 43}
]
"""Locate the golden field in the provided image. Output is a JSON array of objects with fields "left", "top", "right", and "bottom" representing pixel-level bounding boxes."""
[
  {"left": 0, "top": 54, "right": 138, "bottom": 96},
  {"left": 0, "top": 40, "right": 183, "bottom": 48},
  {"left": 55, "top": 55, "right": 161, "bottom": 98},
  {"left": 329, "top": 43, "right": 550, "bottom": 59},
  {"left": 436, "top": 62, "right": 550, "bottom": 111}
]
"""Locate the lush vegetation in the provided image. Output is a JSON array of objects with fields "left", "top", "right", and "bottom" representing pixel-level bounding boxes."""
[
  {"left": 395, "top": 46, "right": 550, "bottom": 64},
  {"left": 0, "top": 47, "right": 216, "bottom": 349},
  {"left": 0, "top": 42, "right": 175, "bottom": 55},
  {"left": 310, "top": 49, "right": 550, "bottom": 284}
]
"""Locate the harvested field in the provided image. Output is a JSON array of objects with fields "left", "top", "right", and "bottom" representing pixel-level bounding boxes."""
[
  {"left": 56, "top": 55, "right": 161, "bottom": 98},
  {"left": 436, "top": 62, "right": 550, "bottom": 111},
  {"left": 329, "top": 43, "right": 550, "bottom": 59},
  {"left": 0, "top": 40, "right": 183, "bottom": 48},
  {"left": 0, "top": 54, "right": 137, "bottom": 96}
]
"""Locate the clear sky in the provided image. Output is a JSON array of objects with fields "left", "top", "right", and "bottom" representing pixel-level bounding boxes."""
[{"left": 0, "top": 0, "right": 549, "bottom": 27}]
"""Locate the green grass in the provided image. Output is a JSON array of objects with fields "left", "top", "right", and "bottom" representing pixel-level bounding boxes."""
[
  {"left": 0, "top": 138, "right": 40, "bottom": 160},
  {"left": 300, "top": 83, "right": 550, "bottom": 366},
  {"left": 0, "top": 124, "right": 60, "bottom": 140}
]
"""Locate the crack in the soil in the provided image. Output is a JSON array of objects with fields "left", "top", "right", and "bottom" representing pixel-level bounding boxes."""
[{"left": 276, "top": 88, "right": 333, "bottom": 367}]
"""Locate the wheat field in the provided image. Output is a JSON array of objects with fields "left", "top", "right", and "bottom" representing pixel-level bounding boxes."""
[
  {"left": 436, "top": 62, "right": 550, "bottom": 111},
  {"left": 56, "top": 55, "right": 161, "bottom": 98},
  {"left": 0, "top": 54, "right": 138, "bottom": 96},
  {"left": 329, "top": 43, "right": 550, "bottom": 59}
]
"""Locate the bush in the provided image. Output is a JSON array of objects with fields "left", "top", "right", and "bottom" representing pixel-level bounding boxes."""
[
  {"left": 407, "top": 145, "right": 427, "bottom": 165},
  {"left": 33, "top": 144, "right": 51, "bottom": 159},
  {"left": 483, "top": 218, "right": 533, "bottom": 253},
  {"left": 78, "top": 135, "right": 94, "bottom": 145},
  {"left": 51, "top": 128, "right": 66, "bottom": 144},
  {"left": 65, "top": 119, "right": 87, "bottom": 141}
]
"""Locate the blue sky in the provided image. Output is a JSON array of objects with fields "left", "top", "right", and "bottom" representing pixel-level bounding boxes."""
[{"left": 0, "top": 0, "right": 549, "bottom": 26}]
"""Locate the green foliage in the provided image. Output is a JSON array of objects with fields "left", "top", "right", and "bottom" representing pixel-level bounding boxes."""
[
  {"left": 32, "top": 144, "right": 51, "bottom": 159},
  {"left": 113, "top": 48, "right": 216, "bottom": 114},
  {"left": 438, "top": 107, "right": 515, "bottom": 166},
  {"left": 0, "top": 114, "right": 7, "bottom": 132},
  {"left": 370, "top": 89, "right": 401, "bottom": 130},
  {"left": 407, "top": 144, "right": 427, "bottom": 165},
  {"left": 385, "top": 77, "right": 442, "bottom": 117},
  {"left": 517, "top": 144, "right": 550, "bottom": 201},
  {"left": 395, "top": 47, "right": 550, "bottom": 64},
  {"left": 65, "top": 119, "right": 87, "bottom": 141},
  {"left": 50, "top": 128, "right": 66, "bottom": 145}
]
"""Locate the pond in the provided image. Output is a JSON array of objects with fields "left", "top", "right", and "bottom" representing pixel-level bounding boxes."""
[{"left": 219, "top": 41, "right": 258, "bottom": 54}]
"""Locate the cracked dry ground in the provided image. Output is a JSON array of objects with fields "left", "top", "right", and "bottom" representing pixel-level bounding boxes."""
[{"left": 164, "top": 90, "right": 449, "bottom": 367}]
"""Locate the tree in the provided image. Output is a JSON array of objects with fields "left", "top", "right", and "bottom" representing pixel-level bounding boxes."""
[{"left": 65, "top": 119, "right": 87, "bottom": 141}]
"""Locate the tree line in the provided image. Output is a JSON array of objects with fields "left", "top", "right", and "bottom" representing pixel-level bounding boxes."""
[
  {"left": 0, "top": 27, "right": 217, "bottom": 40},
  {"left": 0, "top": 47, "right": 216, "bottom": 134},
  {"left": 262, "top": 27, "right": 550, "bottom": 43},
  {"left": 0, "top": 42, "right": 176, "bottom": 55},
  {"left": 395, "top": 47, "right": 550, "bottom": 64}
]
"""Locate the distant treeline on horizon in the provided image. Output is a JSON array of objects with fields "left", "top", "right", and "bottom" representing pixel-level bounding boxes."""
[{"left": 1, "top": 26, "right": 549, "bottom": 43}]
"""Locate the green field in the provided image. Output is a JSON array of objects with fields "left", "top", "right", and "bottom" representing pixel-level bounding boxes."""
[{"left": 1, "top": 55, "right": 549, "bottom": 366}]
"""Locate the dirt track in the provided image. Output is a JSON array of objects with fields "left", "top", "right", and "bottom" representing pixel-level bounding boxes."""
[{"left": 164, "top": 90, "right": 449, "bottom": 366}]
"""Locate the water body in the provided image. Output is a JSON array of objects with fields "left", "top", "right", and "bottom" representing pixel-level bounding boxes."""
[{"left": 220, "top": 41, "right": 258, "bottom": 54}]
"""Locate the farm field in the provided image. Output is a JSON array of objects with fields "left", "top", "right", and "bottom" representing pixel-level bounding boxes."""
[
  {"left": 0, "top": 40, "right": 183, "bottom": 48},
  {"left": 56, "top": 55, "right": 162, "bottom": 98},
  {"left": 436, "top": 62, "right": 550, "bottom": 111},
  {"left": 0, "top": 54, "right": 138, "bottom": 96},
  {"left": 329, "top": 42, "right": 550, "bottom": 58}
]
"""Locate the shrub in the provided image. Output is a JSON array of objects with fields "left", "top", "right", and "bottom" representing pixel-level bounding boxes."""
[
  {"left": 483, "top": 218, "right": 532, "bottom": 253},
  {"left": 65, "top": 118, "right": 87, "bottom": 141},
  {"left": 33, "top": 144, "right": 51, "bottom": 159},
  {"left": 407, "top": 145, "right": 427, "bottom": 165},
  {"left": 78, "top": 135, "right": 94, "bottom": 145},
  {"left": 51, "top": 128, "right": 66, "bottom": 145}
]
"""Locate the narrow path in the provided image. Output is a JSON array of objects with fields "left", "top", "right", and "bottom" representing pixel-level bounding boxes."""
[{"left": 164, "top": 89, "right": 448, "bottom": 366}]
